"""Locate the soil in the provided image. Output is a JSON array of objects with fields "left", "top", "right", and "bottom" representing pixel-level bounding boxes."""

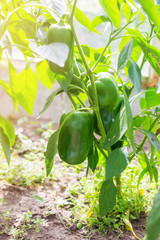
[
  {"left": 0, "top": 181, "right": 147, "bottom": 240},
  {"left": 0, "top": 117, "right": 152, "bottom": 240}
]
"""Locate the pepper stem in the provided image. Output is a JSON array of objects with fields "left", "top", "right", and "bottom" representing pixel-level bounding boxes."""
[
  {"left": 115, "top": 174, "right": 122, "bottom": 196},
  {"left": 67, "top": 92, "right": 77, "bottom": 109}
]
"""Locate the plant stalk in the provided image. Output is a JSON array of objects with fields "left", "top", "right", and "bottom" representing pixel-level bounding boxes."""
[
  {"left": 67, "top": 92, "right": 77, "bottom": 109},
  {"left": 70, "top": 22, "right": 106, "bottom": 141},
  {"left": 69, "top": 0, "right": 77, "bottom": 22},
  {"left": 91, "top": 19, "right": 136, "bottom": 72},
  {"left": 95, "top": 138, "right": 108, "bottom": 160},
  {"left": 70, "top": 24, "right": 91, "bottom": 75},
  {"left": 115, "top": 174, "right": 122, "bottom": 196},
  {"left": 77, "top": 96, "right": 86, "bottom": 107}
]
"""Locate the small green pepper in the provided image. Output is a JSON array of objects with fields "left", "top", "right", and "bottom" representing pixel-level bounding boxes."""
[
  {"left": 88, "top": 73, "right": 120, "bottom": 110},
  {"left": 47, "top": 24, "right": 74, "bottom": 74}
]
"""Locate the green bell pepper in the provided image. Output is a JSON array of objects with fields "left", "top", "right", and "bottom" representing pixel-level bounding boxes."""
[
  {"left": 58, "top": 111, "right": 94, "bottom": 165},
  {"left": 88, "top": 72, "right": 120, "bottom": 110},
  {"left": 47, "top": 24, "right": 74, "bottom": 74}
]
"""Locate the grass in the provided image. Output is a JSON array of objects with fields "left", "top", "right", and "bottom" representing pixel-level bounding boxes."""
[
  {"left": 10, "top": 211, "right": 45, "bottom": 239},
  {"left": 0, "top": 121, "right": 55, "bottom": 188}
]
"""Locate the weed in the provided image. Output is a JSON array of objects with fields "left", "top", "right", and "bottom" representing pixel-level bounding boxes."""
[
  {"left": 65, "top": 158, "right": 158, "bottom": 233},
  {"left": 10, "top": 211, "right": 45, "bottom": 239},
  {"left": 0, "top": 210, "right": 12, "bottom": 234},
  {"left": 0, "top": 126, "right": 56, "bottom": 188}
]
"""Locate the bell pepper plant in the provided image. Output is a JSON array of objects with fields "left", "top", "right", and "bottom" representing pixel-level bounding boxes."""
[{"left": 0, "top": 1, "right": 160, "bottom": 235}]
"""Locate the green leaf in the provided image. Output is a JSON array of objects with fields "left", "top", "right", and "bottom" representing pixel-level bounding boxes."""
[
  {"left": 74, "top": 7, "right": 100, "bottom": 34},
  {"left": 152, "top": 166, "right": 158, "bottom": 183},
  {"left": 33, "top": 195, "right": 47, "bottom": 204},
  {"left": 127, "top": 29, "right": 160, "bottom": 75},
  {"left": 7, "top": 59, "right": 18, "bottom": 110},
  {"left": 103, "top": 107, "right": 127, "bottom": 149},
  {"left": 131, "top": 40, "right": 142, "bottom": 63},
  {"left": 140, "top": 98, "right": 147, "bottom": 111},
  {"left": 8, "top": 59, "right": 18, "bottom": 85},
  {"left": 145, "top": 88, "right": 160, "bottom": 108},
  {"left": 138, "top": 0, "right": 160, "bottom": 30},
  {"left": 11, "top": 67, "right": 38, "bottom": 115},
  {"left": 99, "top": 0, "right": 121, "bottom": 28},
  {"left": 39, "top": 88, "right": 63, "bottom": 116},
  {"left": 15, "top": 19, "right": 36, "bottom": 40},
  {"left": 36, "top": 43, "right": 69, "bottom": 68},
  {"left": 0, "top": 128, "right": 11, "bottom": 165},
  {"left": 157, "top": 150, "right": 160, "bottom": 166},
  {"left": 128, "top": 59, "right": 142, "bottom": 93},
  {"left": 105, "top": 148, "right": 128, "bottom": 180},
  {"left": 0, "top": 21, "right": 8, "bottom": 40},
  {"left": 140, "top": 42, "right": 160, "bottom": 75},
  {"left": 119, "top": 36, "right": 142, "bottom": 64},
  {"left": 117, "top": 39, "right": 133, "bottom": 72},
  {"left": 123, "top": 86, "right": 135, "bottom": 152},
  {"left": 45, "top": 130, "right": 59, "bottom": 176},
  {"left": 99, "top": 179, "right": 117, "bottom": 217},
  {"left": 0, "top": 46, "right": 2, "bottom": 60},
  {"left": 145, "top": 191, "right": 160, "bottom": 240},
  {"left": 119, "top": 35, "right": 132, "bottom": 52},
  {"left": 90, "top": 15, "right": 111, "bottom": 31},
  {"left": 8, "top": 27, "right": 34, "bottom": 57},
  {"left": 122, "top": 2, "right": 131, "bottom": 22},
  {"left": 88, "top": 144, "right": 99, "bottom": 173},
  {"left": 143, "top": 130, "right": 160, "bottom": 153},
  {"left": 81, "top": 45, "right": 91, "bottom": 58},
  {"left": 0, "top": 115, "right": 15, "bottom": 146},
  {"left": 56, "top": 72, "right": 72, "bottom": 92},
  {"left": 0, "top": 79, "right": 12, "bottom": 97},
  {"left": 137, "top": 168, "right": 148, "bottom": 187},
  {"left": 143, "top": 152, "right": 153, "bottom": 181},
  {"left": 36, "top": 60, "right": 55, "bottom": 89}
]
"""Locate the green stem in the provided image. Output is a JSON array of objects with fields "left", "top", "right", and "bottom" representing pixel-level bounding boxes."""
[
  {"left": 72, "top": 74, "right": 92, "bottom": 102},
  {"left": 12, "top": 0, "right": 21, "bottom": 18},
  {"left": 67, "top": 92, "right": 77, "bottom": 109},
  {"left": 3, "top": 3, "right": 60, "bottom": 26},
  {"left": 115, "top": 174, "right": 121, "bottom": 196},
  {"left": 69, "top": 0, "right": 77, "bottom": 22},
  {"left": 91, "top": 19, "right": 135, "bottom": 72},
  {"left": 77, "top": 96, "right": 86, "bottom": 107},
  {"left": 1, "top": 44, "right": 39, "bottom": 56},
  {"left": 91, "top": 36, "right": 112, "bottom": 72},
  {"left": 89, "top": 74, "right": 106, "bottom": 141},
  {"left": 81, "top": 81, "right": 93, "bottom": 102},
  {"left": 70, "top": 24, "right": 91, "bottom": 74},
  {"left": 140, "top": 23, "right": 154, "bottom": 71},
  {"left": 95, "top": 138, "right": 108, "bottom": 160},
  {"left": 72, "top": 74, "right": 82, "bottom": 83},
  {"left": 129, "top": 114, "right": 160, "bottom": 161},
  {"left": 70, "top": 23, "right": 106, "bottom": 141},
  {"left": 68, "top": 0, "right": 71, "bottom": 12}
]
